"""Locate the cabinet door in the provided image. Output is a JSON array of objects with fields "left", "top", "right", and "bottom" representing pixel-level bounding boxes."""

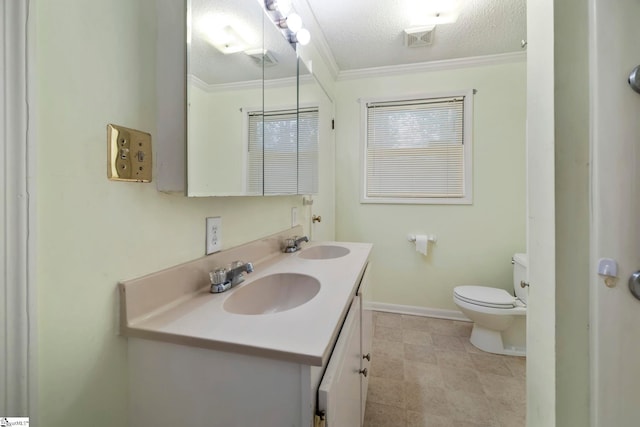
[
  {"left": 318, "top": 297, "right": 362, "bottom": 426},
  {"left": 357, "top": 263, "right": 373, "bottom": 425}
]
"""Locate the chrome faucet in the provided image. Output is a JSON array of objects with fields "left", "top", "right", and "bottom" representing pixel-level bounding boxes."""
[
  {"left": 209, "top": 261, "right": 254, "bottom": 293},
  {"left": 283, "top": 235, "right": 309, "bottom": 253}
]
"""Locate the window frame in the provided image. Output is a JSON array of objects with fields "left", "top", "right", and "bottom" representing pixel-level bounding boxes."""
[{"left": 360, "top": 89, "right": 474, "bottom": 205}]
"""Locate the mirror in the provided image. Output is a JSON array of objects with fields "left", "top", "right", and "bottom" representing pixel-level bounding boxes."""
[{"left": 186, "top": 0, "right": 314, "bottom": 196}]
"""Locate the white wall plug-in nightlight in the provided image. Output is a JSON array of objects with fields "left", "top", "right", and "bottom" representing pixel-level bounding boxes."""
[{"left": 598, "top": 258, "right": 618, "bottom": 288}]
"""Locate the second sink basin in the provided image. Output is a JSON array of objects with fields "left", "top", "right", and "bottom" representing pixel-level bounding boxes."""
[
  {"left": 298, "top": 245, "right": 351, "bottom": 260},
  {"left": 223, "top": 273, "right": 321, "bottom": 315}
]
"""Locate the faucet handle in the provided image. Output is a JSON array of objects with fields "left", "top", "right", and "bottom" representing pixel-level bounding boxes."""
[{"left": 210, "top": 268, "right": 228, "bottom": 285}]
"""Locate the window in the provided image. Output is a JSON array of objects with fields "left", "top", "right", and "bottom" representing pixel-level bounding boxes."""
[
  {"left": 247, "top": 107, "right": 319, "bottom": 195},
  {"left": 361, "top": 90, "right": 473, "bottom": 204}
]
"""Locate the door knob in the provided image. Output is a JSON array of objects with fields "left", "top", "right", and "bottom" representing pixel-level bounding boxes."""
[
  {"left": 362, "top": 353, "right": 371, "bottom": 361},
  {"left": 359, "top": 368, "right": 368, "bottom": 377},
  {"left": 629, "top": 66, "right": 640, "bottom": 94},
  {"left": 628, "top": 271, "right": 640, "bottom": 300},
  {"left": 312, "top": 215, "right": 322, "bottom": 223}
]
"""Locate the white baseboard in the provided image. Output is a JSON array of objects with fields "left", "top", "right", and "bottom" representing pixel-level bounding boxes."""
[{"left": 369, "top": 302, "right": 472, "bottom": 322}]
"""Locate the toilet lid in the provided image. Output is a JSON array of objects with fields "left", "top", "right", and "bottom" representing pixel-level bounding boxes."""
[{"left": 454, "top": 286, "right": 516, "bottom": 309}]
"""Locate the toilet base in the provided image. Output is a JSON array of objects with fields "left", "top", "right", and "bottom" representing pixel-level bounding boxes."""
[{"left": 470, "top": 324, "right": 526, "bottom": 357}]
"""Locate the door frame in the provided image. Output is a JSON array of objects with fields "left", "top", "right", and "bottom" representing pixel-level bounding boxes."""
[{"left": 1, "top": 0, "right": 37, "bottom": 418}]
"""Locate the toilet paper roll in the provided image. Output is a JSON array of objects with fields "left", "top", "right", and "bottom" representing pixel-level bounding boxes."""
[{"left": 415, "top": 234, "right": 428, "bottom": 256}]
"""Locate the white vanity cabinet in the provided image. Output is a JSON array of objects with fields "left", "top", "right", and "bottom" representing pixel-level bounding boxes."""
[
  {"left": 126, "top": 260, "right": 373, "bottom": 427},
  {"left": 318, "top": 262, "right": 372, "bottom": 426}
]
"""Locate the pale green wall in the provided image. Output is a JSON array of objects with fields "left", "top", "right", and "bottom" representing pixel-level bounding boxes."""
[
  {"left": 35, "top": 0, "right": 310, "bottom": 425},
  {"left": 334, "top": 61, "right": 527, "bottom": 310},
  {"left": 554, "top": 0, "right": 590, "bottom": 424},
  {"left": 188, "top": 83, "right": 261, "bottom": 195}
]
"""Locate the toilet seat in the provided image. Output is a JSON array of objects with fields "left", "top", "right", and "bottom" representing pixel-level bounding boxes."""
[{"left": 453, "top": 286, "right": 518, "bottom": 309}]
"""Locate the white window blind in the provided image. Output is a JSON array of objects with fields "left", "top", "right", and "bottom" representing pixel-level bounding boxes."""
[
  {"left": 247, "top": 107, "right": 319, "bottom": 195},
  {"left": 364, "top": 94, "right": 471, "bottom": 203},
  {"left": 298, "top": 108, "right": 319, "bottom": 194}
]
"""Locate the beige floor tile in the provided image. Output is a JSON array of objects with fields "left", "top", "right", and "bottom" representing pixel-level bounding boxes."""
[
  {"left": 404, "top": 343, "right": 438, "bottom": 364},
  {"left": 445, "top": 389, "right": 497, "bottom": 425},
  {"left": 404, "top": 359, "right": 444, "bottom": 387},
  {"left": 406, "top": 411, "right": 454, "bottom": 427},
  {"left": 364, "top": 401, "right": 407, "bottom": 427},
  {"left": 366, "top": 314, "right": 525, "bottom": 427},
  {"left": 432, "top": 334, "right": 466, "bottom": 351},
  {"left": 451, "top": 420, "right": 499, "bottom": 427},
  {"left": 402, "top": 315, "right": 433, "bottom": 331},
  {"left": 478, "top": 373, "right": 526, "bottom": 407},
  {"left": 426, "top": 318, "right": 466, "bottom": 336},
  {"left": 470, "top": 353, "right": 513, "bottom": 377},
  {"left": 375, "top": 325, "right": 404, "bottom": 342},
  {"left": 404, "top": 383, "right": 452, "bottom": 417},
  {"left": 376, "top": 312, "right": 403, "bottom": 329},
  {"left": 436, "top": 350, "right": 475, "bottom": 370},
  {"left": 440, "top": 365, "right": 485, "bottom": 395},
  {"left": 368, "top": 377, "right": 406, "bottom": 409},
  {"left": 371, "top": 356, "right": 405, "bottom": 381},
  {"left": 452, "top": 321, "right": 473, "bottom": 337},
  {"left": 403, "top": 329, "right": 434, "bottom": 346},
  {"left": 373, "top": 338, "right": 405, "bottom": 360},
  {"left": 503, "top": 356, "right": 526, "bottom": 379},
  {"left": 463, "top": 340, "right": 485, "bottom": 354}
]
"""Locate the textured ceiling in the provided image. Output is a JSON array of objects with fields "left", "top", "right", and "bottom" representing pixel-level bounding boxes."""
[{"left": 303, "top": 0, "right": 527, "bottom": 71}]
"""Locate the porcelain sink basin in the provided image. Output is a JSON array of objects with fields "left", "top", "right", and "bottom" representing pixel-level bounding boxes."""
[
  {"left": 298, "top": 245, "right": 351, "bottom": 260},
  {"left": 223, "top": 273, "right": 321, "bottom": 315}
]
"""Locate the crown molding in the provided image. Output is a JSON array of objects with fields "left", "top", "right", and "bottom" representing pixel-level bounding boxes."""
[{"left": 337, "top": 51, "right": 527, "bottom": 81}]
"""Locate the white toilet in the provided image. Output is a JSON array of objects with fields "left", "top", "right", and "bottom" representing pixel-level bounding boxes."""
[{"left": 453, "top": 253, "right": 527, "bottom": 356}]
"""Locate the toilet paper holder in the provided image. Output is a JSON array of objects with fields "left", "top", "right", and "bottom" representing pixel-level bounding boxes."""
[{"left": 407, "top": 234, "right": 437, "bottom": 243}]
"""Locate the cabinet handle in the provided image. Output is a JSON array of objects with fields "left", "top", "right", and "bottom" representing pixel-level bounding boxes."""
[
  {"left": 362, "top": 353, "right": 371, "bottom": 361},
  {"left": 359, "top": 368, "right": 368, "bottom": 377}
]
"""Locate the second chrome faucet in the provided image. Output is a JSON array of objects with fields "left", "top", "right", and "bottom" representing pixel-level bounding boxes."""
[
  {"left": 209, "top": 261, "right": 254, "bottom": 293},
  {"left": 283, "top": 235, "right": 309, "bottom": 253}
]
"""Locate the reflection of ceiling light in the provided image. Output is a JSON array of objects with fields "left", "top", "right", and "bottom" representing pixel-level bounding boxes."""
[
  {"left": 198, "top": 14, "right": 258, "bottom": 55},
  {"left": 207, "top": 25, "right": 250, "bottom": 54}
]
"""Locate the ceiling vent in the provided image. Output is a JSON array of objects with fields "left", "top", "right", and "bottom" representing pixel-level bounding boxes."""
[
  {"left": 404, "top": 25, "right": 436, "bottom": 48},
  {"left": 245, "top": 49, "right": 279, "bottom": 67}
]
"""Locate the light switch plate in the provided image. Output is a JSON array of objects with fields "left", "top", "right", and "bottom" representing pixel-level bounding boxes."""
[{"left": 107, "top": 124, "right": 152, "bottom": 182}]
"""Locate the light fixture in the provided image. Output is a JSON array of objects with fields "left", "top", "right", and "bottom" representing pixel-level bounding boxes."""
[
  {"left": 278, "top": 13, "right": 302, "bottom": 33},
  {"left": 291, "top": 28, "right": 311, "bottom": 46},
  {"left": 206, "top": 24, "right": 250, "bottom": 54},
  {"left": 265, "top": 0, "right": 292, "bottom": 15}
]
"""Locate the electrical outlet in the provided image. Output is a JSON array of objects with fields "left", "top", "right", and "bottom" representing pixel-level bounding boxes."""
[
  {"left": 291, "top": 207, "right": 298, "bottom": 227},
  {"left": 206, "top": 217, "right": 222, "bottom": 255}
]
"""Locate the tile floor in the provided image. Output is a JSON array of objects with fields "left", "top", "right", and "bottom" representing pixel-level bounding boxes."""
[{"left": 363, "top": 312, "right": 526, "bottom": 427}]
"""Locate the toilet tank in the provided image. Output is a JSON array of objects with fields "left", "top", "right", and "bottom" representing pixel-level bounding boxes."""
[{"left": 513, "top": 253, "right": 528, "bottom": 304}]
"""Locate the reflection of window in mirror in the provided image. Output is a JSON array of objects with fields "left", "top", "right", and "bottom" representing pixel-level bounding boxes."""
[{"left": 246, "top": 107, "right": 319, "bottom": 195}]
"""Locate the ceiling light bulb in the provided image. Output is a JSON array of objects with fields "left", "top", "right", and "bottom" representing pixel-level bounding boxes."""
[
  {"left": 285, "top": 13, "right": 303, "bottom": 33},
  {"left": 293, "top": 28, "right": 310, "bottom": 46},
  {"left": 276, "top": 0, "right": 292, "bottom": 15}
]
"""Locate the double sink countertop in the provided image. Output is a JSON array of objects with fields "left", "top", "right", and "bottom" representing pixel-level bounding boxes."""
[{"left": 119, "top": 227, "right": 372, "bottom": 366}]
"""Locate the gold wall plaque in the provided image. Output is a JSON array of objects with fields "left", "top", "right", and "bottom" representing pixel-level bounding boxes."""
[{"left": 107, "top": 124, "right": 152, "bottom": 182}]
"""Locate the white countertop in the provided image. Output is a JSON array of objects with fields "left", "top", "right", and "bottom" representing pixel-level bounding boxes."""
[{"left": 122, "top": 241, "right": 372, "bottom": 366}]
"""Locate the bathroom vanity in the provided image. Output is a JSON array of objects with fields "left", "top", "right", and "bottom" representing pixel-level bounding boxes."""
[{"left": 119, "top": 227, "right": 373, "bottom": 427}]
